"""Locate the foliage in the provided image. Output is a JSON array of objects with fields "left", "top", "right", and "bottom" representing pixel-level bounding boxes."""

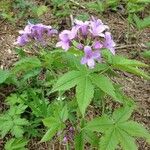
[
  {"left": 0, "top": 104, "right": 29, "bottom": 138},
  {"left": 0, "top": 14, "right": 150, "bottom": 150},
  {"left": 0, "top": 0, "right": 48, "bottom": 22},
  {"left": 4, "top": 138, "right": 28, "bottom": 150},
  {"left": 85, "top": 0, "right": 150, "bottom": 29}
]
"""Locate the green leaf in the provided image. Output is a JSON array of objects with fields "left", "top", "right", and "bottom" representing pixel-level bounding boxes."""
[
  {"left": 51, "top": 71, "right": 83, "bottom": 92},
  {"left": 99, "top": 128, "right": 119, "bottom": 150},
  {"left": 119, "top": 121, "right": 150, "bottom": 140},
  {"left": 84, "top": 115, "right": 113, "bottom": 133},
  {"left": 112, "top": 106, "right": 134, "bottom": 123},
  {"left": 5, "top": 138, "right": 28, "bottom": 150},
  {"left": 116, "top": 128, "right": 138, "bottom": 150},
  {"left": 15, "top": 118, "right": 29, "bottom": 126},
  {"left": 112, "top": 55, "right": 148, "bottom": 67},
  {"left": 91, "top": 74, "right": 117, "bottom": 100},
  {"left": 141, "top": 50, "right": 150, "bottom": 58},
  {"left": 84, "top": 130, "right": 99, "bottom": 148},
  {"left": 0, "top": 69, "right": 9, "bottom": 84},
  {"left": 0, "top": 105, "right": 28, "bottom": 138},
  {"left": 111, "top": 55, "right": 150, "bottom": 79},
  {"left": 12, "top": 57, "right": 41, "bottom": 74},
  {"left": 75, "top": 132, "right": 84, "bottom": 150},
  {"left": 76, "top": 76, "right": 94, "bottom": 116},
  {"left": 43, "top": 117, "right": 60, "bottom": 128},
  {"left": 6, "top": 93, "right": 26, "bottom": 105},
  {"left": 89, "top": 64, "right": 109, "bottom": 73},
  {"left": 34, "top": 5, "right": 48, "bottom": 17},
  {"left": 113, "top": 65, "right": 150, "bottom": 80},
  {"left": 11, "top": 126, "right": 24, "bottom": 138},
  {"left": 133, "top": 14, "right": 150, "bottom": 29},
  {"left": 60, "top": 105, "right": 68, "bottom": 122},
  {"left": 41, "top": 125, "right": 60, "bottom": 142}
]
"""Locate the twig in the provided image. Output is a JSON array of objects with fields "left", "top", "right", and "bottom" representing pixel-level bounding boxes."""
[
  {"left": 69, "top": 0, "right": 85, "bottom": 9},
  {"left": 116, "top": 44, "right": 137, "bottom": 49},
  {"left": 70, "top": 14, "right": 74, "bottom": 26}
]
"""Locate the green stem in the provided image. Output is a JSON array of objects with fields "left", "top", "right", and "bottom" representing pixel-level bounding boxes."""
[
  {"left": 102, "top": 98, "right": 105, "bottom": 115},
  {"left": 66, "top": 142, "right": 70, "bottom": 150}
]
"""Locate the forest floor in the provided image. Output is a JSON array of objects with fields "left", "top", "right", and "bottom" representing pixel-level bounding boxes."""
[{"left": 0, "top": 1, "right": 150, "bottom": 149}]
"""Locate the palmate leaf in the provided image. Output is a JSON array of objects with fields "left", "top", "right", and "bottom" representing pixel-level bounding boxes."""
[
  {"left": 84, "top": 106, "right": 150, "bottom": 150},
  {"left": 84, "top": 115, "right": 113, "bottom": 133},
  {"left": 116, "top": 128, "right": 138, "bottom": 150},
  {"left": 99, "top": 128, "right": 118, "bottom": 150},
  {"left": 90, "top": 74, "right": 118, "bottom": 101},
  {"left": 51, "top": 70, "right": 83, "bottom": 93},
  {"left": 112, "top": 106, "right": 135, "bottom": 123},
  {"left": 76, "top": 76, "right": 94, "bottom": 116},
  {"left": 0, "top": 105, "right": 28, "bottom": 138},
  {"left": 119, "top": 121, "right": 150, "bottom": 140}
]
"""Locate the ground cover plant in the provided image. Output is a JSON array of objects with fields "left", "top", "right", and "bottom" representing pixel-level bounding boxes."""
[{"left": 0, "top": 0, "right": 150, "bottom": 150}]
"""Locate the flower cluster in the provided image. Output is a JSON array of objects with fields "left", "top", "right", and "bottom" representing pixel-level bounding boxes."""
[
  {"left": 56, "top": 17, "right": 116, "bottom": 68},
  {"left": 15, "top": 22, "right": 58, "bottom": 46}
]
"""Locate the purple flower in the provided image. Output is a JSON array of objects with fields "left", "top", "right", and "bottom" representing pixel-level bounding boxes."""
[
  {"left": 93, "top": 41, "right": 103, "bottom": 49},
  {"left": 63, "top": 136, "right": 68, "bottom": 143},
  {"left": 76, "top": 43, "right": 84, "bottom": 50},
  {"left": 74, "top": 19, "right": 89, "bottom": 36},
  {"left": 89, "top": 17, "right": 109, "bottom": 37},
  {"left": 103, "top": 32, "right": 116, "bottom": 55},
  {"left": 19, "top": 23, "right": 33, "bottom": 35},
  {"left": 56, "top": 17, "right": 116, "bottom": 68},
  {"left": 15, "top": 22, "right": 57, "bottom": 46},
  {"left": 56, "top": 27, "right": 77, "bottom": 51},
  {"left": 14, "top": 34, "right": 29, "bottom": 46},
  {"left": 81, "top": 46, "right": 101, "bottom": 69}
]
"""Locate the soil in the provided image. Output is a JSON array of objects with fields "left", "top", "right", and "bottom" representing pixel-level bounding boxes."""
[{"left": 0, "top": 2, "right": 150, "bottom": 150}]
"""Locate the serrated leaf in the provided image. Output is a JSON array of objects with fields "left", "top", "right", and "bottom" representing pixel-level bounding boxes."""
[
  {"left": 51, "top": 71, "right": 83, "bottom": 92},
  {"left": 84, "top": 115, "right": 113, "bottom": 133},
  {"left": 112, "top": 55, "right": 148, "bottom": 67},
  {"left": 91, "top": 74, "right": 117, "bottom": 100},
  {"left": 41, "top": 125, "right": 60, "bottom": 142},
  {"left": 15, "top": 118, "right": 29, "bottom": 126},
  {"left": 99, "top": 128, "right": 118, "bottom": 150},
  {"left": 89, "top": 64, "right": 109, "bottom": 73},
  {"left": 0, "top": 69, "right": 9, "bottom": 84},
  {"left": 12, "top": 57, "right": 41, "bottom": 74},
  {"left": 76, "top": 76, "right": 94, "bottom": 116},
  {"left": 43, "top": 117, "right": 60, "bottom": 128},
  {"left": 133, "top": 14, "right": 150, "bottom": 29},
  {"left": 11, "top": 125, "right": 24, "bottom": 138},
  {"left": 0, "top": 120, "right": 13, "bottom": 138},
  {"left": 119, "top": 121, "right": 150, "bottom": 140},
  {"left": 5, "top": 138, "right": 28, "bottom": 150},
  {"left": 112, "top": 106, "right": 134, "bottom": 123},
  {"left": 116, "top": 128, "right": 138, "bottom": 150},
  {"left": 114, "top": 65, "right": 150, "bottom": 80}
]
